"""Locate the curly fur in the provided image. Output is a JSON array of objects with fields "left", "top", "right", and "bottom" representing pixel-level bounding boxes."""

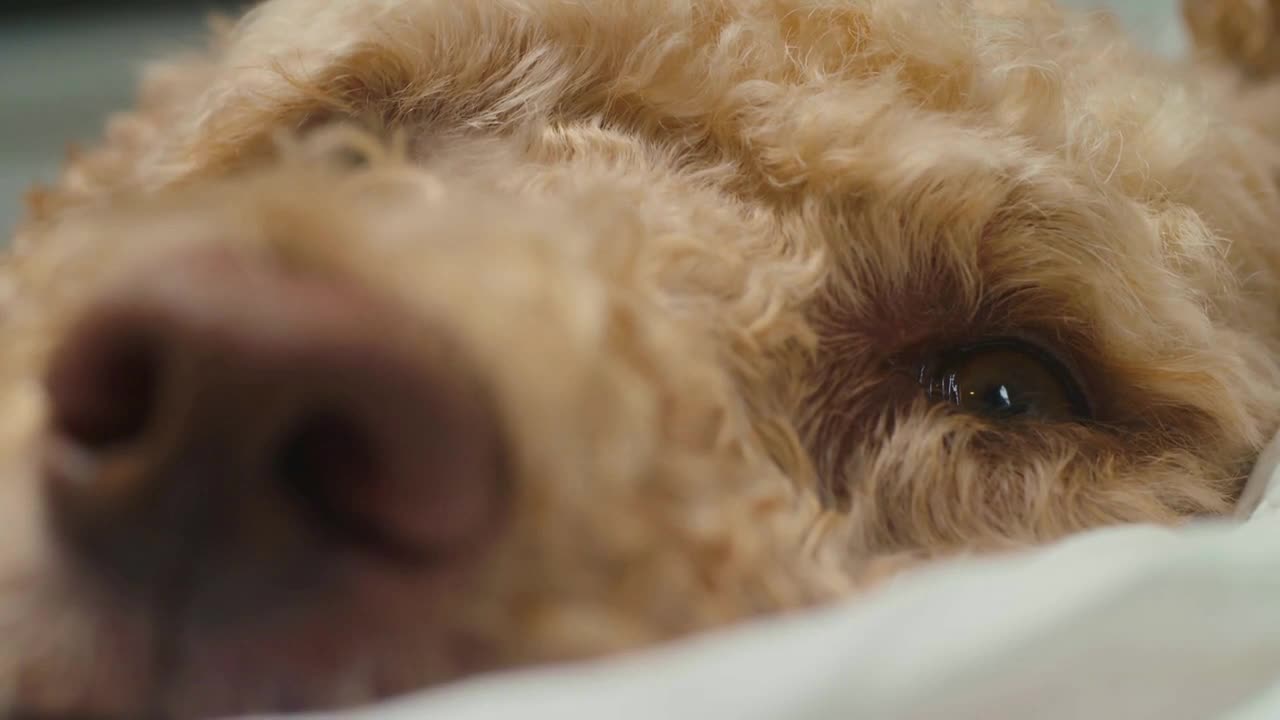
[{"left": 5, "top": 0, "right": 1280, "bottom": 716}]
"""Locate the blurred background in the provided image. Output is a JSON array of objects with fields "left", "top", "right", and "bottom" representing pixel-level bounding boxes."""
[
  {"left": 0, "top": 0, "right": 241, "bottom": 232},
  {"left": 0, "top": 0, "right": 1185, "bottom": 234}
]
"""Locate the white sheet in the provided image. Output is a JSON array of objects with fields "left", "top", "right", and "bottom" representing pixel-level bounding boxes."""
[{"left": 261, "top": 431, "right": 1280, "bottom": 720}]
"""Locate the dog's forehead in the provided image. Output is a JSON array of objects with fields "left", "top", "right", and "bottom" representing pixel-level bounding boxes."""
[{"left": 203, "top": 0, "right": 1231, "bottom": 211}]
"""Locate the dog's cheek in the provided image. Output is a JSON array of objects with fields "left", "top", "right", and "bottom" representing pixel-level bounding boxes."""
[{"left": 835, "top": 416, "right": 1241, "bottom": 555}]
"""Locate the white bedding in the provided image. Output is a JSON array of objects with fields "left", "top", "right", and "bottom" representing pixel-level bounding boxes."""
[{"left": 267, "top": 431, "right": 1280, "bottom": 720}]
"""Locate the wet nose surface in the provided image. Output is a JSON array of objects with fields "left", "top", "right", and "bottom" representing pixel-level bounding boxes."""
[{"left": 41, "top": 251, "right": 505, "bottom": 588}]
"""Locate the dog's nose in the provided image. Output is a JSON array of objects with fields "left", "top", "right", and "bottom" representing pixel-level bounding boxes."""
[{"left": 40, "top": 252, "right": 504, "bottom": 585}]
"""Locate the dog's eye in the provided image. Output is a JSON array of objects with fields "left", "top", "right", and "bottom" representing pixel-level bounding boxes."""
[{"left": 919, "top": 339, "right": 1090, "bottom": 422}]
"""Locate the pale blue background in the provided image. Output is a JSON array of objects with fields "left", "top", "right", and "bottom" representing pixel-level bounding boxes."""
[{"left": 0, "top": 1, "right": 1185, "bottom": 233}]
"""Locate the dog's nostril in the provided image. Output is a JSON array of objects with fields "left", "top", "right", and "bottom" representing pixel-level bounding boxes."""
[
  {"left": 274, "top": 409, "right": 385, "bottom": 542},
  {"left": 271, "top": 396, "right": 503, "bottom": 563},
  {"left": 46, "top": 318, "right": 161, "bottom": 451},
  {"left": 275, "top": 410, "right": 377, "bottom": 495}
]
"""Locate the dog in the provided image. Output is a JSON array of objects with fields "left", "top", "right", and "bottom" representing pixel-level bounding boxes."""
[{"left": 4, "top": 0, "right": 1280, "bottom": 716}]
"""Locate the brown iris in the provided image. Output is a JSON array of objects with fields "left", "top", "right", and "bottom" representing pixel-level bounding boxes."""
[{"left": 920, "top": 339, "right": 1091, "bottom": 422}]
